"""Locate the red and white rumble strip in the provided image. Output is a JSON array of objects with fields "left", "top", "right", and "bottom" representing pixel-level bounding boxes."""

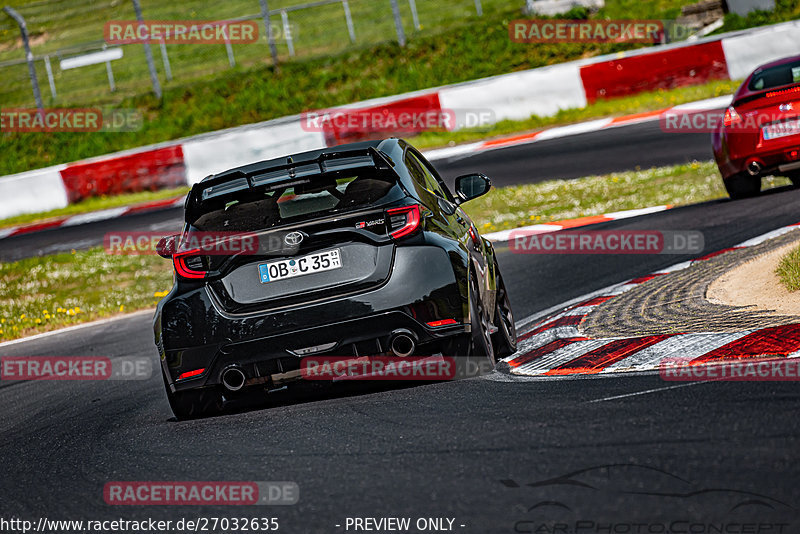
[{"left": 499, "top": 222, "right": 800, "bottom": 377}]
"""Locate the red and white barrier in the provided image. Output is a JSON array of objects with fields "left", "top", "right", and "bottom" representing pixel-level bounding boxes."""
[{"left": 1, "top": 21, "right": 798, "bottom": 223}]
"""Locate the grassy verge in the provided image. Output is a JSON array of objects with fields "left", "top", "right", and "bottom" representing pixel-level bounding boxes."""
[
  {"left": 461, "top": 162, "right": 792, "bottom": 234},
  {"left": 776, "top": 244, "right": 800, "bottom": 291},
  {"left": 0, "top": 248, "right": 173, "bottom": 342},
  {"left": 7, "top": 160, "right": 791, "bottom": 342},
  {"left": 712, "top": 0, "right": 800, "bottom": 34},
  {"left": 408, "top": 79, "right": 739, "bottom": 149},
  {"left": 0, "top": 187, "right": 189, "bottom": 229}
]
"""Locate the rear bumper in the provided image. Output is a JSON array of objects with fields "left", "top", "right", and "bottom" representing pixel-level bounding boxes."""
[
  {"left": 155, "top": 246, "right": 468, "bottom": 392},
  {"left": 715, "top": 129, "right": 800, "bottom": 179}
]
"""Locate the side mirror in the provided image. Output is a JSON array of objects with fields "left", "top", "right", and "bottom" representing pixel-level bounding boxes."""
[
  {"left": 454, "top": 173, "right": 491, "bottom": 204},
  {"left": 156, "top": 235, "right": 179, "bottom": 258}
]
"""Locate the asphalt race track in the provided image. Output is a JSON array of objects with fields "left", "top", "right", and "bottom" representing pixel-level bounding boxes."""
[
  {"left": 2, "top": 130, "right": 800, "bottom": 531},
  {"left": 0, "top": 119, "right": 712, "bottom": 262}
]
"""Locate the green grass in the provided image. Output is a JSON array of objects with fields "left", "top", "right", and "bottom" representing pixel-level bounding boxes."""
[
  {"left": 0, "top": 0, "right": 702, "bottom": 177},
  {"left": 462, "top": 162, "right": 792, "bottom": 234},
  {"left": 0, "top": 186, "right": 189, "bottom": 229},
  {"left": 712, "top": 0, "right": 800, "bottom": 34},
  {"left": 7, "top": 160, "right": 791, "bottom": 342},
  {"left": 0, "top": 247, "right": 173, "bottom": 341},
  {"left": 777, "top": 244, "right": 800, "bottom": 291}
]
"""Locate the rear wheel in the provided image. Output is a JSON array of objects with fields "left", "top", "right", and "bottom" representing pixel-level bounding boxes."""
[
  {"left": 724, "top": 173, "right": 760, "bottom": 199},
  {"left": 162, "top": 370, "right": 223, "bottom": 420},
  {"left": 468, "top": 270, "right": 495, "bottom": 367},
  {"left": 492, "top": 265, "right": 517, "bottom": 359}
]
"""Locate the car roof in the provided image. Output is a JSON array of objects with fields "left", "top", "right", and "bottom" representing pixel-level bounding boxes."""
[
  {"left": 735, "top": 53, "right": 800, "bottom": 103},
  {"left": 202, "top": 139, "right": 394, "bottom": 183}
]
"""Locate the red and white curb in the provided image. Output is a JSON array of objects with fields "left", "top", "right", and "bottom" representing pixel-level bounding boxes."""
[
  {"left": 499, "top": 222, "right": 800, "bottom": 378},
  {"left": 483, "top": 205, "right": 673, "bottom": 243},
  {"left": 425, "top": 95, "right": 732, "bottom": 162},
  {"left": 0, "top": 195, "right": 185, "bottom": 241}
]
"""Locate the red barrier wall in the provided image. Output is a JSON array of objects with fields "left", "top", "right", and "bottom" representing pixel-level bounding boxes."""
[
  {"left": 60, "top": 146, "right": 186, "bottom": 203},
  {"left": 322, "top": 93, "right": 443, "bottom": 146},
  {"left": 579, "top": 41, "right": 729, "bottom": 103}
]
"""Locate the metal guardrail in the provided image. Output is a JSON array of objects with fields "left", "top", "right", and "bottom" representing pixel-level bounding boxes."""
[{"left": 0, "top": 0, "right": 491, "bottom": 107}]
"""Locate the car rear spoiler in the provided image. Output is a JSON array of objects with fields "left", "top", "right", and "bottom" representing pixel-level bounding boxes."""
[{"left": 186, "top": 147, "right": 396, "bottom": 218}]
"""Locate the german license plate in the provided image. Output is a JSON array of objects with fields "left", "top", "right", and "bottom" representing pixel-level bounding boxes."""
[
  {"left": 258, "top": 249, "right": 342, "bottom": 284},
  {"left": 763, "top": 119, "right": 800, "bottom": 140}
]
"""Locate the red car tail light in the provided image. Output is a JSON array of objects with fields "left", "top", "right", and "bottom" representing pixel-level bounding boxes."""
[
  {"left": 386, "top": 205, "right": 421, "bottom": 240},
  {"left": 173, "top": 249, "right": 208, "bottom": 279},
  {"left": 723, "top": 106, "right": 742, "bottom": 127}
]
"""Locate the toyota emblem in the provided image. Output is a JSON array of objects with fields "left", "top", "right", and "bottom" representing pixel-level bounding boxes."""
[{"left": 284, "top": 232, "right": 304, "bottom": 246}]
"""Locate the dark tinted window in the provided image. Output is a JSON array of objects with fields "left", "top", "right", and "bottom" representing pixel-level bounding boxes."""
[
  {"left": 405, "top": 151, "right": 452, "bottom": 201},
  {"left": 749, "top": 60, "right": 800, "bottom": 92},
  {"left": 191, "top": 169, "right": 402, "bottom": 232}
]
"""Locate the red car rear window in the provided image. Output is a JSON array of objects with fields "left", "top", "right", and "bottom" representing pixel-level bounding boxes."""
[{"left": 748, "top": 59, "right": 800, "bottom": 92}]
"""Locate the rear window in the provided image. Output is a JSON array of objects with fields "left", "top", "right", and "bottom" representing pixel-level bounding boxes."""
[
  {"left": 748, "top": 60, "right": 800, "bottom": 92},
  {"left": 190, "top": 169, "right": 403, "bottom": 233}
]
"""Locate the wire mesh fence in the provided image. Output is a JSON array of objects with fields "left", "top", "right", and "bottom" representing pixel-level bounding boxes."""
[{"left": 0, "top": 0, "right": 519, "bottom": 108}]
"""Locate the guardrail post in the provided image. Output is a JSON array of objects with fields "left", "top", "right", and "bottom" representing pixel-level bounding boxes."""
[
  {"left": 2, "top": 6, "right": 44, "bottom": 110},
  {"left": 342, "top": 0, "right": 356, "bottom": 42},
  {"left": 389, "top": 0, "right": 406, "bottom": 46},
  {"left": 408, "top": 0, "right": 420, "bottom": 30},
  {"left": 474, "top": 0, "right": 483, "bottom": 16},
  {"left": 259, "top": 0, "right": 280, "bottom": 68},
  {"left": 281, "top": 10, "right": 295, "bottom": 56},
  {"left": 43, "top": 54, "right": 56, "bottom": 99},
  {"left": 103, "top": 44, "right": 117, "bottom": 91},
  {"left": 158, "top": 40, "right": 172, "bottom": 81},
  {"left": 131, "top": 0, "right": 161, "bottom": 98}
]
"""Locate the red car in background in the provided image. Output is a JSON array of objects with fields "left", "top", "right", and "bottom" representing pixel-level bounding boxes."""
[{"left": 712, "top": 54, "right": 800, "bottom": 199}]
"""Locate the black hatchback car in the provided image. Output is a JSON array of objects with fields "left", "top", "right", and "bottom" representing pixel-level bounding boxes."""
[{"left": 154, "top": 138, "right": 516, "bottom": 418}]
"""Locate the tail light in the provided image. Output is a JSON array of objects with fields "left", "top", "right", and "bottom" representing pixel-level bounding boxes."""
[
  {"left": 766, "top": 85, "right": 800, "bottom": 99},
  {"left": 723, "top": 106, "right": 742, "bottom": 127},
  {"left": 386, "top": 205, "right": 421, "bottom": 240},
  {"left": 177, "top": 368, "right": 205, "bottom": 380},
  {"left": 427, "top": 319, "right": 458, "bottom": 328},
  {"left": 173, "top": 249, "right": 209, "bottom": 279}
]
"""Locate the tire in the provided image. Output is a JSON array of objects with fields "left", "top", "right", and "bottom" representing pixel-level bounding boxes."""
[
  {"left": 162, "top": 369, "right": 223, "bottom": 420},
  {"left": 468, "top": 270, "right": 495, "bottom": 367},
  {"left": 724, "top": 173, "right": 760, "bottom": 199},
  {"left": 492, "top": 265, "right": 517, "bottom": 359}
]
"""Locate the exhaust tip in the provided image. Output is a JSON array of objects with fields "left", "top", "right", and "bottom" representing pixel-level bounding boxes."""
[
  {"left": 221, "top": 367, "right": 246, "bottom": 392},
  {"left": 390, "top": 333, "right": 416, "bottom": 358},
  {"left": 747, "top": 160, "right": 763, "bottom": 176}
]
